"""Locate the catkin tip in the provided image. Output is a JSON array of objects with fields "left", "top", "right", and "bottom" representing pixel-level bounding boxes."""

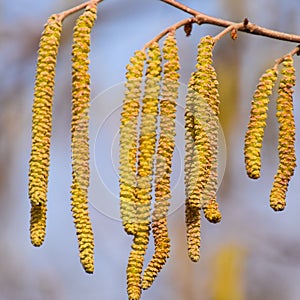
[
  {"left": 30, "top": 204, "right": 47, "bottom": 247},
  {"left": 203, "top": 201, "right": 222, "bottom": 224}
]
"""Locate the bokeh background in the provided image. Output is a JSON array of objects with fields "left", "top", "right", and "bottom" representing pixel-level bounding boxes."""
[{"left": 1, "top": 0, "right": 300, "bottom": 299}]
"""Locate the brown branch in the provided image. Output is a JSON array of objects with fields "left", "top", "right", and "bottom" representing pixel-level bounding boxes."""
[
  {"left": 160, "top": 0, "right": 300, "bottom": 43},
  {"left": 57, "top": 0, "right": 103, "bottom": 21}
]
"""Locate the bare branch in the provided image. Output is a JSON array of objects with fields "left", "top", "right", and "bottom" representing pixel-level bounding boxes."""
[
  {"left": 142, "top": 17, "right": 196, "bottom": 51},
  {"left": 160, "top": 0, "right": 300, "bottom": 43}
]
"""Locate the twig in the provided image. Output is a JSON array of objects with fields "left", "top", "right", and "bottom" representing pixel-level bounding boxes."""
[
  {"left": 213, "top": 23, "right": 244, "bottom": 42},
  {"left": 274, "top": 45, "right": 300, "bottom": 68},
  {"left": 142, "top": 17, "right": 196, "bottom": 51},
  {"left": 57, "top": 0, "right": 103, "bottom": 21},
  {"left": 160, "top": 0, "right": 300, "bottom": 43}
]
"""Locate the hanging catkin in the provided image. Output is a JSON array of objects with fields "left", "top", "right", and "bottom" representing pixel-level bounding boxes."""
[
  {"left": 184, "top": 77, "right": 202, "bottom": 262},
  {"left": 244, "top": 68, "right": 278, "bottom": 179},
  {"left": 29, "top": 15, "right": 62, "bottom": 246},
  {"left": 126, "top": 42, "right": 161, "bottom": 300},
  {"left": 195, "top": 36, "right": 221, "bottom": 223},
  {"left": 119, "top": 50, "right": 146, "bottom": 235},
  {"left": 185, "top": 72, "right": 210, "bottom": 261},
  {"left": 270, "top": 56, "right": 296, "bottom": 211},
  {"left": 70, "top": 5, "right": 97, "bottom": 274},
  {"left": 142, "top": 34, "right": 180, "bottom": 290},
  {"left": 184, "top": 35, "right": 221, "bottom": 261}
]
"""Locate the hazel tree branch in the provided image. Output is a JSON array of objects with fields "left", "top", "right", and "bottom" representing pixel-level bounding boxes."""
[{"left": 160, "top": 0, "right": 300, "bottom": 43}]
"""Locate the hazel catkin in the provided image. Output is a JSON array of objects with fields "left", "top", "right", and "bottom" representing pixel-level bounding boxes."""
[
  {"left": 119, "top": 50, "right": 146, "bottom": 235},
  {"left": 29, "top": 14, "right": 62, "bottom": 247},
  {"left": 184, "top": 35, "right": 222, "bottom": 261},
  {"left": 126, "top": 42, "right": 162, "bottom": 300},
  {"left": 70, "top": 5, "right": 97, "bottom": 274},
  {"left": 270, "top": 56, "right": 296, "bottom": 211},
  {"left": 142, "top": 34, "right": 180, "bottom": 290},
  {"left": 29, "top": 15, "right": 62, "bottom": 207},
  {"left": 196, "top": 36, "right": 221, "bottom": 223},
  {"left": 244, "top": 67, "right": 278, "bottom": 179},
  {"left": 184, "top": 83, "right": 202, "bottom": 261}
]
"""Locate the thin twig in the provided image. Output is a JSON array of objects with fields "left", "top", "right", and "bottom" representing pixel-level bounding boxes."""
[
  {"left": 57, "top": 0, "right": 103, "bottom": 21},
  {"left": 274, "top": 45, "right": 300, "bottom": 68},
  {"left": 213, "top": 23, "right": 244, "bottom": 43},
  {"left": 160, "top": 0, "right": 300, "bottom": 43},
  {"left": 142, "top": 17, "right": 196, "bottom": 51}
]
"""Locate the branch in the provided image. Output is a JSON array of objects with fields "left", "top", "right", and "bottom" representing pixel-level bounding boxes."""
[
  {"left": 57, "top": 0, "right": 103, "bottom": 21},
  {"left": 160, "top": 0, "right": 300, "bottom": 43}
]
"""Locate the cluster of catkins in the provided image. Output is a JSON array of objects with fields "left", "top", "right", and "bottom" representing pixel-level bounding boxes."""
[
  {"left": 119, "top": 34, "right": 224, "bottom": 300},
  {"left": 120, "top": 34, "right": 180, "bottom": 300},
  {"left": 28, "top": 5, "right": 97, "bottom": 273},
  {"left": 244, "top": 55, "right": 296, "bottom": 211},
  {"left": 29, "top": 5, "right": 298, "bottom": 299}
]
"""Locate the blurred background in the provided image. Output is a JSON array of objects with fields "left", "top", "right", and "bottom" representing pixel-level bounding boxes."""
[{"left": 1, "top": 0, "right": 300, "bottom": 299}]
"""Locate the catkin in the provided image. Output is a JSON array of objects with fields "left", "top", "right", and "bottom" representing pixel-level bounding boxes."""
[
  {"left": 270, "top": 56, "right": 296, "bottom": 211},
  {"left": 184, "top": 35, "right": 221, "bottom": 260},
  {"left": 126, "top": 42, "right": 162, "bottom": 300},
  {"left": 119, "top": 50, "right": 146, "bottom": 235},
  {"left": 184, "top": 87, "right": 207, "bottom": 261},
  {"left": 184, "top": 84, "right": 202, "bottom": 261},
  {"left": 142, "top": 34, "right": 180, "bottom": 290},
  {"left": 70, "top": 5, "right": 97, "bottom": 274},
  {"left": 244, "top": 67, "right": 278, "bottom": 179},
  {"left": 195, "top": 36, "right": 221, "bottom": 223},
  {"left": 29, "top": 15, "right": 62, "bottom": 246}
]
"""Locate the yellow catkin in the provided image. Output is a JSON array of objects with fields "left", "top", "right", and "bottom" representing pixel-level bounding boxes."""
[
  {"left": 185, "top": 77, "right": 212, "bottom": 211},
  {"left": 119, "top": 50, "right": 146, "bottom": 235},
  {"left": 184, "top": 35, "right": 221, "bottom": 261},
  {"left": 126, "top": 42, "right": 161, "bottom": 300},
  {"left": 70, "top": 5, "right": 97, "bottom": 274},
  {"left": 244, "top": 67, "right": 278, "bottom": 179},
  {"left": 185, "top": 73, "right": 209, "bottom": 261},
  {"left": 29, "top": 15, "right": 62, "bottom": 207},
  {"left": 30, "top": 204, "right": 47, "bottom": 247},
  {"left": 28, "top": 15, "right": 62, "bottom": 247},
  {"left": 142, "top": 34, "right": 180, "bottom": 290},
  {"left": 270, "top": 56, "right": 296, "bottom": 211},
  {"left": 184, "top": 94, "right": 201, "bottom": 262},
  {"left": 195, "top": 36, "right": 221, "bottom": 223}
]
